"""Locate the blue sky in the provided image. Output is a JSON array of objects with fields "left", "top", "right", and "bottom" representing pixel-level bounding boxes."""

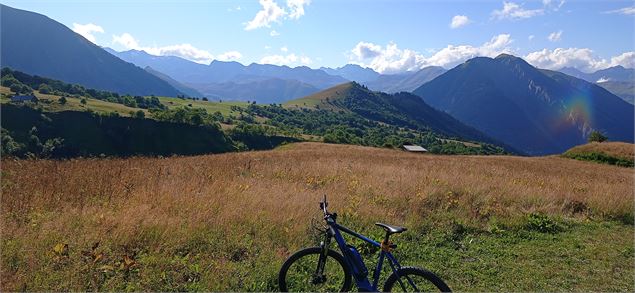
[{"left": 2, "top": 0, "right": 634, "bottom": 73}]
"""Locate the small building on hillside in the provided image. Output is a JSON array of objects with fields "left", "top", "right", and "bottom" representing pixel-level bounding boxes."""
[
  {"left": 403, "top": 145, "right": 428, "bottom": 152},
  {"left": 10, "top": 95, "right": 36, "bottom": 103}
]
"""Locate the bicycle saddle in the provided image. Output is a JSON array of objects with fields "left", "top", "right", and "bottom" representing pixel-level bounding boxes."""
[{"left": 375, "top": 223, "right": 407, "bottom": 234}]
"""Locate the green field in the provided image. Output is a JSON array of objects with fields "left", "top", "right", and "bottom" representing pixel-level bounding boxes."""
[
  {"left": 158, "top": 96, "right": 249, "bottom": 116},
  {"left": 283, "top": 83, "right": 350, "bottom": 110},
  {"left": 1, "top": 86, "right": 249, "bottom": 118},
  {"left": 1, "top": 87, "right": 146, "bottom": 117}
]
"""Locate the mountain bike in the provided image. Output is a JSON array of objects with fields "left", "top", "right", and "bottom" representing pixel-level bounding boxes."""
[{"left": 278, "top": 195, "right": 451, "bottom": 292}]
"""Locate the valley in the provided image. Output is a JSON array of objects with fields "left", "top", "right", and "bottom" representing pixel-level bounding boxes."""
[{"left": 1, "top": 68, "right": 506, "bottom": 157}]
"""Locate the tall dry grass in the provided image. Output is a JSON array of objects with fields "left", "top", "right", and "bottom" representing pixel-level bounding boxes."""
[
  {"left": 1, "top": 142, "right": 633, "bottom": 290},
  {"left": 565, "top": 141, "right": 635, "bottom": 161}
]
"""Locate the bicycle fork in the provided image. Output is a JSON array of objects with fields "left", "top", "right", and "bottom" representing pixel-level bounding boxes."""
[{"left": 312, "top": 230, "right": 333, "bottom": 284}]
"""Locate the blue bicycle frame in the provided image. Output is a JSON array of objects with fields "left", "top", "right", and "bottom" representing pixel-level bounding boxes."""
[{"left": 322, "top": 216, "right": 406, "bottom": 291}]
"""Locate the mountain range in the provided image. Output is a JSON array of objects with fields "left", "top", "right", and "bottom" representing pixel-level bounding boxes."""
[
  {"left": 2, "top": 4, "right": 633, "bottom": 156},
  {"left": 320, "top": 64, "right": 447, "bottom": 93},
  {"left": 0, "top": 4, "right": 182, "bottom": 97},
  {"left": 558, "top": 66, "right": 634, "bottom": 104},
  {"left": 413, "top": 54, "right": 634, "bottom": 155},
  {"left": 559, "top": 65, "right": 634, "bottom": 83},
  {"left": 109, "top": 48, "right": 450, "bottom": 101},
  {"left": 108, "top": 49, "right": 345, "bottom": 100}
]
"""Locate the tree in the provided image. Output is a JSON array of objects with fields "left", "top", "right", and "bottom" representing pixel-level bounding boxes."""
[
  {"left": 38, "top": 83, "right": 52, "bottom": 94},
  {"left": 190, "top": 113, "right": 203, "bottom": 125},
  {"left": 42, "top": 138, "right": 64, "bottom": 158},
  {"left": 1, "top": 128, "right": 23, "bottom": 156},
  {"left": 133, "top": 110, "right": 145, "bottom": 119},
  {"left": 27, "top": 127, "right": 42, "bottom": 155},
  {"left": 80, "top": 98, "right": 87, "bottom": 105},
  {"left": 59, "top": 96, "right": 67, "bottom": 105},
  {"left": 588, "top": 130, "right": 608, "bottom": 143},
  {"left": 9, "top": 83, "right": 29, "bottom": 94}
]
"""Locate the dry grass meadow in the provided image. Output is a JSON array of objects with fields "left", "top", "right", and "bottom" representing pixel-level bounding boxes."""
[
  {"left": 1, "top": 142, "right": 634, "bottom": 291},
  {"left": 565, "top": 142, "right": 635, "bottom": 161}
]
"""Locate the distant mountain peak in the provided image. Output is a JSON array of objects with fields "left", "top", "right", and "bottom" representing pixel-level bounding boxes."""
[
  {"left": 494, "top": 53, "right": 518, "bottom": 59},
  {"left": 1, "top": 4, "right": 182, "bottom": 96},
  {"left": 209, "top": 59, "right": 242, "bottom": 65},
  {"left": 413, "top": 55, "right": 634, "bottom": 155}
]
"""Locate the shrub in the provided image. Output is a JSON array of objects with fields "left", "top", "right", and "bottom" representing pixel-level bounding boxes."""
[
  {"left": 588, "top": 131, "right": 608, "bottom": 143},
  {"left": 525, "top": 213, "right": 563, "bottom": 233}
]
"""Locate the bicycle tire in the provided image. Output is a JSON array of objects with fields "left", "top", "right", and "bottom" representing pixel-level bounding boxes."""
[
  {"left": 278, "top": 246, "right": 353, "bottom": 292},
  {"left": 383, "top": 266, "right": 451, "bottom": 292}
]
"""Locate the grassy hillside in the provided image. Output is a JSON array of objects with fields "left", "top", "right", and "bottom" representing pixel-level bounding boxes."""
[
  {"left": 284, "top": 82, "right": 352, "bottom": 110},
  {"left": 1, "top": 86, "right": 247, "bottom": 118},
  {"left": 563, "top": 142, "right": 634, "bottom": 167},
  {"left": 1, "top": 104, "right": 234, "bottom": 157},
  {"left": 158, "top": 96, "right": 247, "bottom": 116},
  {"left": 1, "top": 143, "right": 633, "bottom": 291},
  {"left": 282, "top": 82, "right": 508, "bottom": 153}
]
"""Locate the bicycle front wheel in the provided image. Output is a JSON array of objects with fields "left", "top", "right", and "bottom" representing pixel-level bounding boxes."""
[
  {"left": 383, "top": 266, "right": 451, "bottom": 292},
  {"left": 278, "top": 247, "right": 353, "bottom": 292}
]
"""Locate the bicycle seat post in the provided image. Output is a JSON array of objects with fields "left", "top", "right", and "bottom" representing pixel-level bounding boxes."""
[{"left": 381, "top": 232, "right": 391, "bottom": 251}]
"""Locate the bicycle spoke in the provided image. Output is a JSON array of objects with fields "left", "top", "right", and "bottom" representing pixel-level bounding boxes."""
[
  {"left": 284, "top": 252, "right": 347, "bottom": 292},
  {"left": 393, "top": 274, "right": 441, "bottom": 292}
]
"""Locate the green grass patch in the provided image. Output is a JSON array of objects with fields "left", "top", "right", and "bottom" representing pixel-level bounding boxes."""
[
  {"left": 4, "top": 218, "right": 631, "bottom": 291},
  {"left": 158, "top": 97, "right": 248, "bottom": 116},
  {"left": 562, "top": 151, "right": 634, "bottom": 167}
]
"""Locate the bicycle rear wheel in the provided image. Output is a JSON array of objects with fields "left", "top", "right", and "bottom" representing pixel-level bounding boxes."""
[
  {"left": 383, "top": 266, "right": 451, "bottom": 292},
  {"left": 278, "top": 247, "right": 353, "bottom": 292}
]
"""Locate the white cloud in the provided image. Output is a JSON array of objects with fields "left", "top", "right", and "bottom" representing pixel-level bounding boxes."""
[
  {"left": 543, "top": 0, "right": 566, "bottom": 10},
  {"left": 610, "top": 52, "right": 635, "bottom": 68},
  {"left": 528, "top": 35, "right": 535, "bottom": 41},
  {"left": 112, "top": 33, "right": 140, "bottom": 49},
  {"left": 350, "top": 34, "right": 514, "bottom": 74},
  {"left": 492, "top": 1, "right": 544, "bottom": 20},
  {"left": 351, "top": 42, "right": 383, "bottom": 59},
  {"left": 260, "top": 54, "right": 298, "bottom": 65},
  {"left": 244, "top": 0, "right": 310, "bottom": 30},
  {"left": 524, "top": 48, "right": 635, "bottom": 72},
  {"left": 424, "top": 34, "right": 514, "bottom": 67},
  {"left": 548, "top": 30, "right": 562, "bottom": 42},
  {"left": 300, "top": 56, "right": 312, "bottom": 65},
  {"left": 72, "top": 23, "right": 104, "bottom": 43},
  {"left": 287, "top": 0, "right": 311, "bottom": 19},
  {"left": 603, "top": 6, "right": 635, "bottom": 15},
  {"left": 450, "top": 15, "right": 470, "bottom": 29},
  {"left": 111, "top": 33, "right": 217, "bottom": 64},
  {"left": 270, "top": 30, "right": 280, "bottom": 37},
  {"left": 260, "top": 52, "right": 312, "bottom": 66},
  {"left": 280, "top": 46, "right": 288, "bottom": 52},
  {"left": 216, "top": 51, "right": 243, "bottom": 61},
  {"left": 244, "top": 0, "right": 287, "bottom": 30}
]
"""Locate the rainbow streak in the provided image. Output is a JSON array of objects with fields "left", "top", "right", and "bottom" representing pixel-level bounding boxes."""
[{"left": 552, "top": 92, "right": 594, "bottom": 135}]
